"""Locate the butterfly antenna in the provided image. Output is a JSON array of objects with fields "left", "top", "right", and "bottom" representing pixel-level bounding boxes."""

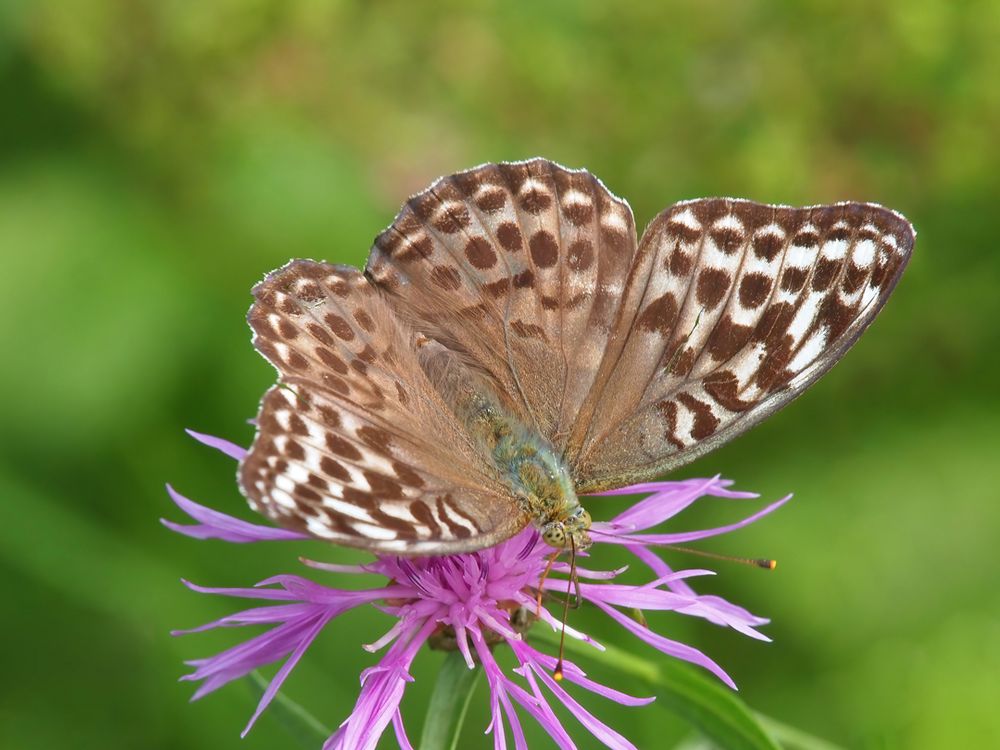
[
  {"left": 586, "top": 527, "right": 639, "bottom": 543},
  {"left": 585, "top": 529, "right": 776, "bottom": 570},
  {"left": 666, "top": 544, "right": 776, "bottom": 570},
  {"left": 553, "top": 536, "right": 576, "bottom": 682}
]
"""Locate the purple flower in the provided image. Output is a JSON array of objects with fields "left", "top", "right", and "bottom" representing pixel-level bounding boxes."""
[{"left": 167, "top": 430, "right": 789, "bottom": 750}]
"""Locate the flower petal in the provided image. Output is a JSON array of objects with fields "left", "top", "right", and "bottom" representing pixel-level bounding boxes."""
[
  {"left": 602, "top": 494, "right": 792, "bottom": 545},
  {"left": 514, "top": 642, "right": 654, "bottom": 707},
  {"left": 329, "top": 618, "right": 434, "bottom": 750},
  {"left": 185, "top": 428, "right": 248, "bottom": 461},
  {"left": 594, "top": 601, "right": 737, "bottom": 689},
  {"left": 242, "top": 611, "right": 333, "bottom": 735},
  {"left": 523, "top": 660, "right": 640, "bottom": 750},
  {"left": 163, "top": 484, "right": 308, "bottom": 542}
]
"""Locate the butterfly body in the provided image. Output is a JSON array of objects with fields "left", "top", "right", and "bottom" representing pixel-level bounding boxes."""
[
  {"left": 239, "top": 158, "right": 913, "bottom": 556},
  {"left": 415, "top": 330, "right": 591, "bottom": 548},
  {"left": 479, "top": 407, "right": 590, "bottom": 550}
]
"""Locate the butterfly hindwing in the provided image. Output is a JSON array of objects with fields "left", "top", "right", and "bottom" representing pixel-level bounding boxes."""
[
  {"left": 239, "top": 260, "right": 528, "bottom": 553},
  {"left": 569, "top": 199, "right": 915, "bottom": 491}
]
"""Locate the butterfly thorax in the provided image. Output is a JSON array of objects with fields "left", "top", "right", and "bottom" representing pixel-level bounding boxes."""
[{"left": 470, "top": 402, "right": 592, "bottom": 551}]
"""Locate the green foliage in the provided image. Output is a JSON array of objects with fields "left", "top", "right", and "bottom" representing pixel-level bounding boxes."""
[{"left": 1, "top": 1, "right": 998, "bottom": 748}]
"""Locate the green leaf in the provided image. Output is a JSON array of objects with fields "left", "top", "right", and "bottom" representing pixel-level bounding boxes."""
[
  {"left": 246, "top": 670, "right": 331, "bottom": 749},
  {"left": 534, "top": 626, "right": 781, "bottom": 750},
  {"left": 419, "top": 651, "right": 483, "bottom": 750}
]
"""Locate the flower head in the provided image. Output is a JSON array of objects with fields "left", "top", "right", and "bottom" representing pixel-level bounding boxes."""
[{"left": 167, "top": 430, "right": 788, "bottom": 749}]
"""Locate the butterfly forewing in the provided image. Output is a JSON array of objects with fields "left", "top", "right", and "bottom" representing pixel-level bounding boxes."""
[
  {"left": 570, "top": 199, "right": 914, "bottom": 491},
  {"left": 365, "top": 158, "right": 638, "bottom": 449},
  {"left": 239, "top": 260, "right": 528, "bottom": 553}
]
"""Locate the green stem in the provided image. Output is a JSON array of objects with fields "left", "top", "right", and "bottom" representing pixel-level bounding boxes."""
[{"left": 420, "top": 651, "right": 483, "bottom": 750}]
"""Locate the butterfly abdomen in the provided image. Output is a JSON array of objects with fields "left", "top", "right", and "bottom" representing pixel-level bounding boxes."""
[{"left": 466, "top": 404, "right": 581, "bottom": 526}]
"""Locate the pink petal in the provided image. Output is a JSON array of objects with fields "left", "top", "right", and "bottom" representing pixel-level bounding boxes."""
[
  {"left": 185, "top": 428, "right": 248, "bottom": 461},
  {"left": 163, "top": 484, "right": 308, "bottom": 542}
]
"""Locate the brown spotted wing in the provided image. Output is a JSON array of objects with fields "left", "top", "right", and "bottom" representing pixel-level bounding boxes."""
[{"left": 239, "top": 159, "right": 914, "bottom": 552}]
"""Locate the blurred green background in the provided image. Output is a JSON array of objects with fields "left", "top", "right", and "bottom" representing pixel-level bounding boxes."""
[{"left": 1, "top": 1, "right": 998, "bottom": 748}]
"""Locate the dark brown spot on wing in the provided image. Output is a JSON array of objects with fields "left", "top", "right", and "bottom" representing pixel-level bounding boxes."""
[
  {"left": 812, "top": 258, "right": 841, "bottom": 291},
  {"left": 288, "top": 413, "right": 309, "bottom": 436},
  {"left": 397, "top": 236, "right": 434, "bottom": 263},
  {"left": 710, "top": 226, "right": 744, "bottom": 255},
  {"left": 324, "top": 314, "right": 355, "bottom": 341},
  {"left": 353, "top": 310, "right": 375, "bottom": 332},
  {"left": 511, "top": 320, "right": 547, "bottom": 340},
  {"left": 667, "top": 218, "right": 702, "bottom": 243},
  {"left": 475, "top": 188, "right": 506, "bottom": 213},
  {"left": 567, "top": 239, "right": 594, "bottom": 271},
  {"left": 317, "top": 405, "right": 341, "bottom": 428},
  {"left": 278, "top": 319, "right": 299, "bottom": 340},
  {"left": 520, "top": 187, "right": 552, "bottom": 214},
  {"left": 529, "top": 231, "right": 559, "bottom": 268},
  {"left": 393, "top": 461, "right": 426, "bottom": 488},
  {"left": 409, "top": 500, "right": 438, "bottom": 530},
  {"left": 485, "top": 278, "right": 510, "bottom": 298},
  {"left": 707, "top": 316, "right": 752, "bottom": 360},
  {"left": 287, "top": 351, "right": 309, "bottom": 370},
  {"left": 497, "top": 222, "right": 523, "bottom": 252},
  {"left": 433, "top": 205, "right": 471, "bottom": 233},
  {"left": 753, "top": 232, "right": 783, "bottom": 261},
  {"left": 512, "top": 270, "right": 535, "bottom": 288},
  {"left": 563, "top": 200, "right": 594, "bottom": 226},
  {"left": 819, "top": 296, "right": 856, "bottom": 340},
  {"left": 669, "top": 243, "right": 693, "bottom": 275},
  {"left": 325, "top": 433, "right": 362, "bottom": 461},
  {"left": 703, "top": 370, "right": 755, "bottom": 411},
  {"left": 363, "top": 470, "right": 404, "bottom": 499},
  {"left": 357, "top": 425, "right": 393, "bottom": 456},
  {"left": 307, "top": 323, "right": 335, "bottom": 346},
  {"left": 285, "top": 439, "right": 305, "bottom": 460},
  {"left": 316, "top": 347, "right": 349, "bottom": 374},
  {"left": 780, "top": 267, "right": 808, "bottom": 293},
  {"left": 320, "top": 456, "right": 351, "bottom": 482},
  {"left": 696, "top": 268, "right": 731, "bottom": 309},
  {"left": 793, "top": 230, "right": 819, "bottom": 248},
  {"left": 843, "top": 263, "right": 868, "bottom": 294},
  {"left": 677, "top": 393, "right": 720, "bottom": 439},
  {"left": 436, "top": 496, "right": 472, "bottom": 539},
  {"left": 465, "top": 237, "right": 498, "bottom": 269},
  {"left": 637, "top": 293, "right": 678, "bottom": 335},
  {"left": 739, "top": 273, "right": 772, "bottom": 309},
  {"left": 656, "top": 399, "right": 685, "bottom": 450},
  {"left": 321, "top": 373, "right": 350, "bottom": 395}
]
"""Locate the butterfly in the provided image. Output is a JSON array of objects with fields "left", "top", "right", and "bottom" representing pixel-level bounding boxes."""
[{"left": 238, "top": 158, "right": 913, "bottom": 555}]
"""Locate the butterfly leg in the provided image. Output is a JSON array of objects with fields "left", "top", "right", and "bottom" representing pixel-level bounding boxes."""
[{"left": 534, "top": 549, "right": 562, "bottom": 614}]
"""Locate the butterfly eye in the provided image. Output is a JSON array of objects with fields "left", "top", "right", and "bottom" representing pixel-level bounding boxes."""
[{"left": 542, "top": 522, "right": 567, "bottom": 547}]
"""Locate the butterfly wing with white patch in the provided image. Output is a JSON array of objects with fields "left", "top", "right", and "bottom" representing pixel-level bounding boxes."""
[
  {"left": 568, "top": 199, "right": 915, "bottom": 491},
  {"left": 238, "top": 260, "right": 529, "bottom": 554},
  {"left": 365, "top": 158, "right": 639, "bottom": 448}
]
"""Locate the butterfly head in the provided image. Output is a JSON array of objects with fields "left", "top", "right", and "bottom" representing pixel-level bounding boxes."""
[{"left": 541, "top": 506, "right": 592, "bottom": 551}]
